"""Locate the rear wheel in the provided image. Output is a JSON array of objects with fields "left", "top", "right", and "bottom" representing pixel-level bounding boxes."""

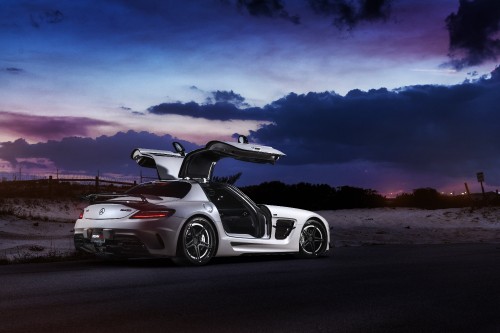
[
  {"left": 297, "top": 220, "right": 328, "bottom": 258},
  {"left": 174, "top": 217, "right": 217, "bottom": 266}
]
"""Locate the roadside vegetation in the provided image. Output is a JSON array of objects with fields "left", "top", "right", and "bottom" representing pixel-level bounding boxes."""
[
  {"left": 1, "top": 178, "right": 499, "bottom": 211},
  {"left": 241, "top": 182, "right": 500, "bottom": 210}
]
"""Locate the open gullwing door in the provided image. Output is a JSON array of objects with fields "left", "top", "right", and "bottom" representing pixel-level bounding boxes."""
[
  {"left": 178, "top": 140, "right": 285, "bottom": 180},
  {"left": 130, "top": 148, "right": 184, "bottom": 180},
  {"left": 131, "top": 138, "right": 285, "bottom": 181}
]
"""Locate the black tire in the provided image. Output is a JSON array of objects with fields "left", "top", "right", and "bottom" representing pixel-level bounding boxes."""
[
  {"left": 174, "top": 216, "right": 217, "bottom": 266},
  {"left": 297, "top": 220, "right": 328, "bottom": 258}
]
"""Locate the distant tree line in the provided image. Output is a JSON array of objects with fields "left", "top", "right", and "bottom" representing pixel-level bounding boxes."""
[
  {"left": 241, "top": 182, "right": 499, "bottom": 210},
  {"left": 392, "top": 187, "right": 500, "bottom": 209},
  {"left": 241, "top": 181, "right": 385, "bottom": 211}
]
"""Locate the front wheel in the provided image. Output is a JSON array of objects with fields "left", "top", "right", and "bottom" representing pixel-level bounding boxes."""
[
  {"left": 297, "top": 220, "right": 328, "bottom": 258},
  {"left": 174, "top": 217, "right": 217, "bottom": 266}
]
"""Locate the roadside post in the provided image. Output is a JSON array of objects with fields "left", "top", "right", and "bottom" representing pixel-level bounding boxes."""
[
  {"left": 476, "top": 172, "right": 485, "bottom": 202},
  {"left": 464, "top": 182, "right": 474, "bottom": 211}
]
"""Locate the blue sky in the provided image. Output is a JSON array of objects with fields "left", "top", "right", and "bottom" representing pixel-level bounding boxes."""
[{"left": 1, "top": 0, "right": 500, "bottom": 195}]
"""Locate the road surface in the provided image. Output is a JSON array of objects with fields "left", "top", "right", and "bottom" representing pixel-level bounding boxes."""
[{"left": 1, "top": 244, "right": 499, "bottom": 333}]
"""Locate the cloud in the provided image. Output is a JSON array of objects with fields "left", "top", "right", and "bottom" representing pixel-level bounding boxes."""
[
  {"left": 3, "top": 67, "right": 24, "bottom": 74},
  {"left": 232, "top": 0, "right": 393, "bottom": 29},
  {"left": 445, "top": 0, "right": 500, "bottom": 69},
  {"left": 0, "top": 131, "right": 200, "bottom": 176},
  {"left": 210, "top": 90, "right": 250, "bottom": 107},
  {"left": 120, "top": 106, "right": 145, "bottom": 115},
  {"left": 248, "top": 66, "right": 500, "bottom": 181},
  {"left": 147, "top": 94, "right": 271, "bottom": 121},
  {"left": 237, "top": 0, "right": 300, "bottom": 24},
  {"left": 308, "top": 0, "right": 392, "bottom": 30},
  {"left": 0, "top": 111, "right": 116, "bottom": 142}
]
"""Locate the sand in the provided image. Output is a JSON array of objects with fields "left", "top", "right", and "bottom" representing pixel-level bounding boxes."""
[{"left": 1, "top": 198, "right": 499, "bottom": 262}]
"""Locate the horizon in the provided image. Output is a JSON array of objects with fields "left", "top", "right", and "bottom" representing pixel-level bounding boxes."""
[
  {"left": 1, "top": 0, "right": 500, "bottom": 196},
  {"left": 0, "top": 162, "right": 496, "bottom": 198}
]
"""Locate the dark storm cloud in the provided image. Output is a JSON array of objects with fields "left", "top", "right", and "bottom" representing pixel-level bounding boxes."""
[
  {"left": 0, "top": 131, "right": 199, "bottom": 175},
  {"left": 17, "top": 159, "right": 49, "bottom": 170},
  {"left": 445, "top": 0, "right": 500, "bottom": 69},
  {"left": 0, "top": 111, "right": 115, "bottom": 140},
  {"left": 308, "top": 0, "right": 392, "bottom": 30},
  {"left": 210, "top": 90, "right": 250, "bottom": 107},
  {"left": 249, "top": 66, "right": 500, "bottom": 179},
  {"left": 147, "top": 97, "right": 270, "bottom": 121},
  {"left": 237, "top": 0, "right": 300, "bottom": 24}
]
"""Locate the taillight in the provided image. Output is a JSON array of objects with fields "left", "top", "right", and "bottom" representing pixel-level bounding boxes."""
[
  {"left": 79, "top": 211, "right": 84, "bottom": 219},
  {"left": 130, "top": 209, "right": 175, "bottom": 219}
]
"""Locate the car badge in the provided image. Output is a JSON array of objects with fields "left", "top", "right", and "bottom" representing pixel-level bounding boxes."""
[{"left": 99, "top": 208, "right": 105, "bottom": 215}]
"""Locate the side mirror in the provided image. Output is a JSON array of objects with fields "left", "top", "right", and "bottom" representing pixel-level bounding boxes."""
[
  {"left": 172, "top": 142, "right": 186, "bottom": 156},
  {"left": 238, "top": 135, "right": 248, "bottom": 144}
]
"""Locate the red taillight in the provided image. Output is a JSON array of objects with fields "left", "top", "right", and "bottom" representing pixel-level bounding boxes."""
[
  {"left": 130, "top": 210, "right": 175, "bottom": 219},
  {"left": 79, "top": 211, "right": 84, "bottom": 219}
]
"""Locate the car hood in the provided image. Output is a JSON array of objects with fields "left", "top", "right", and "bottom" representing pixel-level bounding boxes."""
[{"left": 132, "top": 140, "right": 285, "bottom": 180}]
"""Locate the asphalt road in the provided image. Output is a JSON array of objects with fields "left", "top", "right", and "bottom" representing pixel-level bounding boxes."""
[{"left": 1, "top": 244, "right": 499, "bottom": 333}]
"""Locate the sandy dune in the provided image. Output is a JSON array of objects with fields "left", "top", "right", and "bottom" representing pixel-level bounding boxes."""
[
  {"left": 321, "top": 207, "right": 500, "bottom": 247},
  {"left": 0, "top": 199, "right": 85, "bottom": 261},
  {"left": 1, "top": 198, "right": 499, "bottom": 262}
]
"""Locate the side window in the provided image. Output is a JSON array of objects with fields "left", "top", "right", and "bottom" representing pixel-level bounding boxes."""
[
  {"left": 216, "top": 188, "right": 244, "bottom": 210},
  {"left": 206, "top": 187, "right": 244, "bottom": 210}
]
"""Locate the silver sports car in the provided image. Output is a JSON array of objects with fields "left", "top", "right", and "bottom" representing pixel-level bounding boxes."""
[{"left": 74, "top": 136, "right": 330, "bottom": 265}]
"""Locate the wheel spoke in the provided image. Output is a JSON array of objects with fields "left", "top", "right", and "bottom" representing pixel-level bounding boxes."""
[
  {"left": 312, "top": 240, "right": 322, "bottom": 252},
  {"left": 194, "top": 244, "right": 201, "bottom": 261},
  {"left": 199, "top": 240, "right": 212, "bottom": 249},
  {"left": 194, "top": 226, "right": 206, "bottom": 238}
]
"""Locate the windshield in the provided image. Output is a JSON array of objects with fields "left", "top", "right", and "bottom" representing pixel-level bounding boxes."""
[{"left": 126, "top": 181, "right": 191, "bottom": 198}]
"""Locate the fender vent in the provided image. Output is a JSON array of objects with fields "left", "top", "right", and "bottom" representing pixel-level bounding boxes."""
[{"left": 274, "top": 219, "right": 295, "bottom": 240}]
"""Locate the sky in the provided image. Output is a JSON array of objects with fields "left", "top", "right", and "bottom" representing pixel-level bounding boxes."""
[{"left": 1, "top": 0, "right": 500, "bottom": 196}]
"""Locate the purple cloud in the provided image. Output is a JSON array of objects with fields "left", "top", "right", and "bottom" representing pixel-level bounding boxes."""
[
  {"left": 0, "top": 111, "right": 116, "bottom": 141},
  {"left": 0, "top": 131, "right": 200, "bottom": 177}
]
